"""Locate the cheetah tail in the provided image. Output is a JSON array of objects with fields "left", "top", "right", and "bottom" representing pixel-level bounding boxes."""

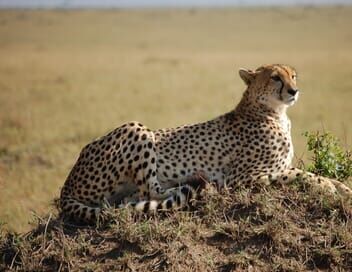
[
  {"left": 122, "top": 179, "right": 206, "bottom": 212},
  {"left": 59, "top": 196, "right": 101, "bottom": 222}
]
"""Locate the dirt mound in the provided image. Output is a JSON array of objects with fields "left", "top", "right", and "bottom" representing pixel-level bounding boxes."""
[{"left": 1, "top": 179, "right": 352, "bottom": 271}]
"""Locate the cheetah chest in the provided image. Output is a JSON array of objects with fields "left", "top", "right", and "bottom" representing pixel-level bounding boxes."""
[{"left": 236, "top": 117, "right": 294, "bottom": 174}]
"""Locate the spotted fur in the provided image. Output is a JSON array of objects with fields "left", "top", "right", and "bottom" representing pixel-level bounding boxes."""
[{"left": 60, "top": 64, "right": 352, "bottom": 222}]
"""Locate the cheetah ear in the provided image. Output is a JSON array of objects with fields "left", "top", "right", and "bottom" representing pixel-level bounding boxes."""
[{"left": 239, "top": 68, "right": 256, "bottom": 86}]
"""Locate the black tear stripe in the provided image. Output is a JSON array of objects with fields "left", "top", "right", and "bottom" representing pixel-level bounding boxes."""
[
  {"left": 276, "top": 66, "right": 288, "bottom": 100},
  {"left": 278, "top": 78, "right": 284, "bottom": 100}
]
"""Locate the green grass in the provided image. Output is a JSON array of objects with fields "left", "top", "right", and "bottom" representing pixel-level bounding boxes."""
[{"left": 0, "top": 7, "right": 352, "bottom": 231}]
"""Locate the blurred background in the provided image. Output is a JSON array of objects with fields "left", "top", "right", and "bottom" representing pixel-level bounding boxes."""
[{"left": 0, "top": 0, "right": 351, "bottom": 231}]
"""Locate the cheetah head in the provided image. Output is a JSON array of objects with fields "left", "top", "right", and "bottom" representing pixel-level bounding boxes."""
[{"left": 239, "top": 64, "right": 299, "bottom": 109}]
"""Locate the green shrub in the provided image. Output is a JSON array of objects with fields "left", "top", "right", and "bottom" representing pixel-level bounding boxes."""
[{"left": 304, "top": 131, "right": 352, "bottom": 181}]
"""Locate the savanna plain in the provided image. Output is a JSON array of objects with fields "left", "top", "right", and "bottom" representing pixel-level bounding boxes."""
[{"left": 0, "top": 6, "right": 351, "bottom": 235}]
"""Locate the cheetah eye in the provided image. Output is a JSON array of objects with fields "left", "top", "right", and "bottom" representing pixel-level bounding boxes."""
[
  {"left": 271, "top": 75, "right": 281, "bottom": 82},
  {"left": 292, "top": 75, "right": 297, "bottom": 80}
]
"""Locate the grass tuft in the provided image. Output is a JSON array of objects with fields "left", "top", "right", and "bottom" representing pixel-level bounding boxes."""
[{"left": 1, "top": 178, "right": 352, "bottom": 271}]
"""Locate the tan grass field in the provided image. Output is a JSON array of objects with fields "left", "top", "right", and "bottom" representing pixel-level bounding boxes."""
[{"left": 0, "top": 7, "right": 352, "bottom": 232}]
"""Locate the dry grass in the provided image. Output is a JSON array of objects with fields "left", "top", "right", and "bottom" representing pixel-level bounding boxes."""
[
  {"left": 1, "top": 179, "right": 352, "bottom": 271},
  {"left": 0, "top": 7, "right": 352, "bottom": 232}
]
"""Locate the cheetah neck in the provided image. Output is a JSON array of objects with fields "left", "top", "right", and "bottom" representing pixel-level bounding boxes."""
[{"left": 235, "top": 91, "right": 288, "bottom": 121}]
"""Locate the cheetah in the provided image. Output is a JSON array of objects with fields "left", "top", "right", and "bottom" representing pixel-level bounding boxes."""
[{"left": 60, "top": 64, "right": 352, "bottom": 222}]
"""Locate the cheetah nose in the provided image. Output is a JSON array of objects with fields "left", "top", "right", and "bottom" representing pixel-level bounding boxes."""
[{"left": 287, "top": 89, "right": 298, "bottom": 96}]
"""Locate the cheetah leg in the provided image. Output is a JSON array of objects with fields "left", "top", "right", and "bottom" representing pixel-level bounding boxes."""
[
  {"left": 132, "top": 128, "right": 192, "bottom": 201},
  {"left": 259, "top": 168, "right": 352, "bottom": 198}
]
